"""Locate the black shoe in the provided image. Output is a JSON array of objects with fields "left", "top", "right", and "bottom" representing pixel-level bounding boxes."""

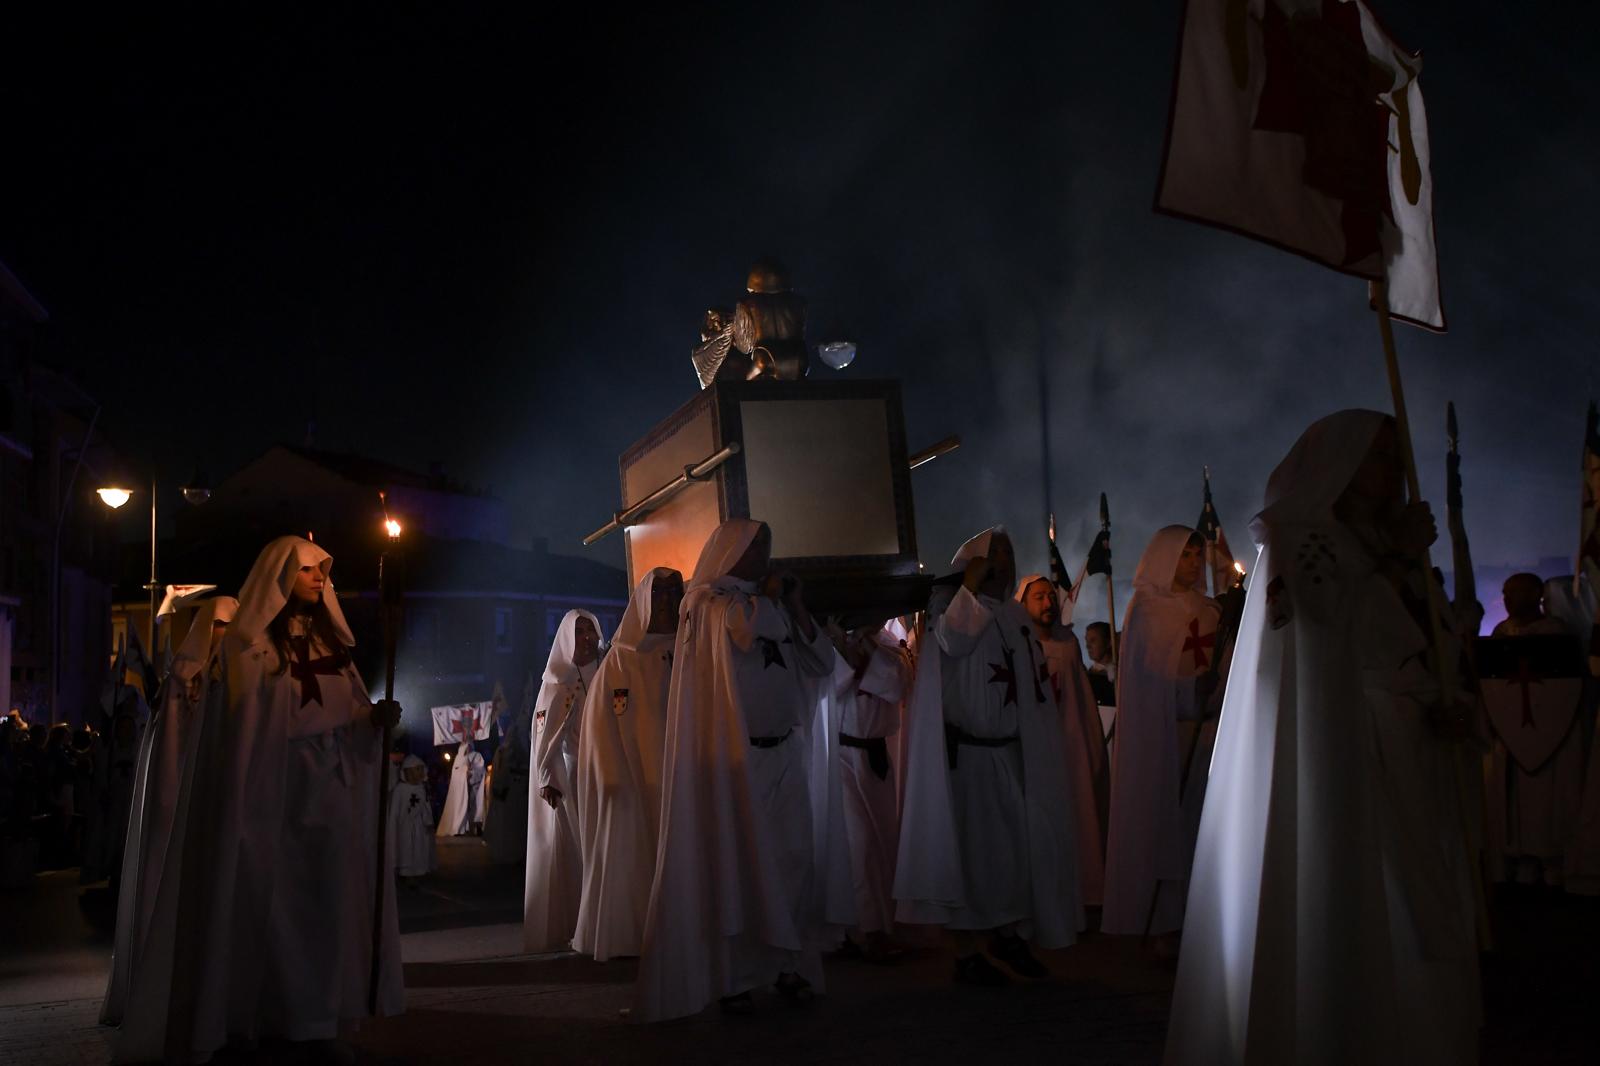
[
  {"left": 833, "top": 937, "right": 865, "bottom": 960},
  {"left": 953, "top": 952, "right": 1010, "bottom": 987},
  {"left": 719, "top": 991, "right": 756, "bottom": 1015},
  {"left": 774, "top": 971, "right": 814, "bottom": 1004},
  {"left": 989, "top": 934, "right": 1050, "bottom": 979}
]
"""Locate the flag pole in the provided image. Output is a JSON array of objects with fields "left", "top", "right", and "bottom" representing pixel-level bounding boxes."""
[
  {"left": 1101, "top": 493, "right": 1119, "bottom": 666},
  {"left": 1373, "top": 280, "right": 1492, "bottom": 949},
  {"left": 1202, "top": 467, "right": 1216, "bottom": 597}
]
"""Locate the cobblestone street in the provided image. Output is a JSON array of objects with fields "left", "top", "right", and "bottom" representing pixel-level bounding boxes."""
[{"left": 2, "top": 839, "right": 1594, "bottom": 1064}]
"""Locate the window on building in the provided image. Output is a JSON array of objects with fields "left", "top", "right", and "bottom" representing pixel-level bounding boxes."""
[{"left": 494, "top": 607, "right": 513, "bottom": 653}]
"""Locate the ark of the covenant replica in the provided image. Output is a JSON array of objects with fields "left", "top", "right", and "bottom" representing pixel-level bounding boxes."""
[{"left": 584, "top": 258, "right": 957, "bottom": 625}]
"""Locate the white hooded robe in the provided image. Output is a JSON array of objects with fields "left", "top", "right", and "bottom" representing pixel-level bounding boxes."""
[
  {"left": 153, "top": 537, "right": 403, "bottom": 1062},
  {"left": 573, "top": 568, "right": 678, "bottom": 960},
  {"left": 1165, "top": 410, "right": 1481, "bottom": 1066},
  {"left": 523, "top": 609, "right": 602, "bottom": 953},
  {"left": 1017, "top": 575, "right": 1110, "bottom": 907},
  {"left": 437, "top": 742, "right": 487, "bottom": 836},
  {"left": 101, "top": 596, "right": 237, "bottom": 1058},
  {"left": 893, "top": 527, "right": 1083, "bottom": 944},
  {"left": 633, "top": 519, "right": 852, "bottom": 1021},
  {"left": 1102, "top": 526, "right": 1223, "bottom": 935},
  {"left": 390, "top": 755, "right": 437, "bottom": 877},
  {"left": 836, "top": 625, "right": 912, "bottom": 935}
]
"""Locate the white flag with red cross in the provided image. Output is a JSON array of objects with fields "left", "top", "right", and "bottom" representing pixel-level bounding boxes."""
[
  {"left": 1156, "top": 0, "right": 1444, "bottom": 330},
  {"left": 431, "top": 701, "right": 494, "bottom": 746}
]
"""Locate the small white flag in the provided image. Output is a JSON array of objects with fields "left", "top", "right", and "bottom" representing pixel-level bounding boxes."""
[
  {"left": 431, "top": 701, "right": 494, "bottom": 746},
  {"left": 157, "top": 584, "right": 218, "bottom": 618}
]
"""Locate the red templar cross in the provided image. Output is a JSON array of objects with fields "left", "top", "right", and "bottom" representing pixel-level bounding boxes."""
[
  {"left": 453, "top": 708, "right": 480, "bottom": 742},
  {"left": 1512, "top": 658, "right": 1541, "bottom": 728},
  {"left": 1183, "top": 619, "right": 1216, "bottom": 670}
]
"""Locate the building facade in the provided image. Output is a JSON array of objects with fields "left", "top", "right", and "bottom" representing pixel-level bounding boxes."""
[
  {"left": 122, "top": 445, "right": 627, "bottom": 747},
  {"left": 1, "top": 259, "right": 122, "bottom": 726}
]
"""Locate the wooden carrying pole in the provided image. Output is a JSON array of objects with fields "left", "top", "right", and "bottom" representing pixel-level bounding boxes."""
[{"left": 1373, "top": 280, "right": 1492, "bottom": 949}]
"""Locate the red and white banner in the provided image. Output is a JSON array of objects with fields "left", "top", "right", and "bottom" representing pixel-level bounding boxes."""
[
  {"left": 431, "top": 701, "right": 494, "bottom": 746},
  {"left": 1157, "top": 0, "right": 1444, "bottom": 330}
]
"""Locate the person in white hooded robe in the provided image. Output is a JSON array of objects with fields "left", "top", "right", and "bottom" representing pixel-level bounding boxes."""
[
  {"left": 1017, "top": 573, "right": 1109, "bottom": 908},
  {"left": 390, "top": 755, "right": 436, "bottom": 881},
  {"left": 830, "top": 618, "right": 913, "bottom": 959},
  {"left": 894, "top": 527, "right": 1083, "bottom": 986},
  {"left": 634, "top": 518, "right": 853, "bottom": 1019},
  {"left": 101, "top": 596, "right": 237, "bottom": 1059},
  {"left": 1101, "top": 526, "right": 1227, "bottom": 942},
  {"left": 437, "top": 740, "right": 487, "bottom": 836},
  {"left": 1165, "top": 410, "right": 1481, "bottom": 1066},
  {"left": 156, "top": 537, "right": 404, "bottom": 1064},
  {"left": 523, "top": 608, "right": 603, "bottom": 952},
  {"left": 573, "top": 567, "right": 683, "bottom": 961}
]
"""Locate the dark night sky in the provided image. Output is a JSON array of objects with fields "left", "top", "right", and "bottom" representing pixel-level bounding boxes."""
[{"left": 2, "top": 3, "right": 1595, "bottom": 624}]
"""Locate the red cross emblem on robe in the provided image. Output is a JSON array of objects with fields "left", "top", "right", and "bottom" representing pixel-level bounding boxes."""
[{"left": 1182, "top": 618, "right": 1216, "bottom": 671}]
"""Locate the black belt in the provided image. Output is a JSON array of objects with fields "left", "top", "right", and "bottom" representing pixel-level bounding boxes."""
[
  {"left": 840, "top": 732, "right": 891, "bottom": 780},
  {"left": 944, "top": 724, "right": 1018, "bottom": 770},
  {"left": 749, "top": 728, "right": 794, "bottom": 749}
]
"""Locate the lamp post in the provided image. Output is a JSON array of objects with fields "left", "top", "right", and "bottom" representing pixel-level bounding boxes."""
[{"left": 97, "top": 469, "right": 210, "bottom": 664}]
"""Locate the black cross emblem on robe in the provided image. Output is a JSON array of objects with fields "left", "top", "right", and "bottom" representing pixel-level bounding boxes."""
[
  {"left": 758, "top": 637, "right": 788, "bottom": 669},
  {"left": 988, "top": 647, "right": 1018, "bottom": 706}
]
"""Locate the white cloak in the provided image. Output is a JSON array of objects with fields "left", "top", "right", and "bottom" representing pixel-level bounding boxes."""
[
  {"left": 144, "top": 537, "right": 402, "bottom": 1063},
  {"left": 391, "top": 756, "right": 437, "bottom": 877},
  {"left": 1102, "top": 527, "right": 1222, "bottom": 935},
  {"left": 1166, "top": 410, "right": 1480, "bottom": 1066},
  {"left": 634, "top": 519, "right": 852, "bottom": 1021},
  {"left": 574, "top": 569, "right": 677, "bottom": 961},
  {"left": 523, "top": 609, "right": 601, "bottom": 953},
  {"left": 837, "top": 629, "right": 912, "bottom": 935},
  {"left": 893, "top": 566, "right": 1083, "bottom": 944},
  {"left": 101, "top": 597, "right": 237, "bottom": 1054},
  {"left": 437, "top": 743, "right": 486, "bottom": 836},
  {"left": 1018, "top": 575, "right": 1110, "bottom": 907}
]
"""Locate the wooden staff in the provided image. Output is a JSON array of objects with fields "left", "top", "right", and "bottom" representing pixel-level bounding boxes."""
[
  {"left": 369, "top": 504, "right": 404, "bottom": 1014},
  {"left": 1373, "top": 281, "right": 1492, "bottom": 949}
]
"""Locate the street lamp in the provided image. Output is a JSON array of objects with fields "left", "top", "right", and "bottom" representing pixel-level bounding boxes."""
[
  {"left": 96, "top": 473, "right": 207, "bottom": 661},
  {"left": 181, "top": 467, "right": 212, "bottom": 506}
]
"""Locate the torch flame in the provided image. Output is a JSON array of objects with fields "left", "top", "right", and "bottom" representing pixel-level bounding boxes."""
[
  {"left": 385, "top": 518, "right": 402, "bottom": 540},
  {"left": 1234, "top": 560, "right": 1247, "bottom": 578}
]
